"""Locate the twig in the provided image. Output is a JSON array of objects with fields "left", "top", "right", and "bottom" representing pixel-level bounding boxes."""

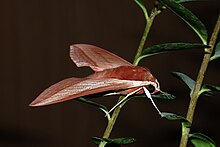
[
  {"left": 98, "top": 4, "right": 161, "bottom": 147},
  {"left": 179, "top": 13, "right": 220, "bottom": 147}
]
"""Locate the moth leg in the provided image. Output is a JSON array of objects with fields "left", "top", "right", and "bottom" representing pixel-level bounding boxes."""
[
  {"left": 108, "top": 87, "right": 142, "bottom": 114},
  {"left": 143, "top": 87, "right": 161, "bottom": 115}
]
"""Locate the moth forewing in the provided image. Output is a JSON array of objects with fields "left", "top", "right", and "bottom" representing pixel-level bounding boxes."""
[{"left": 30, "top": 78, "right": 157, "bottom": 107}]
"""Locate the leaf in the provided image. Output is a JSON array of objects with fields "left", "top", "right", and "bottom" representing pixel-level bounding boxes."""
[
  {"left": 175, "top": 0, "right": 199, "bottom": 3},
  {"left": 161, "top": 112, "right": 191, "bottom": 127},
  {"left": 134, "top": 0, "right": 149, "bottom": 20},
  {"left": 172, "top": 72, "right": 195, "bottom": 91},
  {"left": 77, "top": 98, "right": 110, "bottom": 118},
  {"left": 106, "top": 137, "right": 136, "bottom": 145},
  {"left": 203, "top": 84, "right": 220, "bottom": 92},
  {"left": 77, "top": 97, "right": 108, "bottom": 110},
  {"left": 199, "top": 88, "right": 214, "bottom": 97},
  {"left": 133, "top": 92, "right": 176, "bottom": 100},
  {"left": 159, "top": 0, "right": 208, "bottom": 44},
  {"left": 92, "top": 137, "right": 101, "bottom": 145},
  {"left": 199, "top": 84, "right": 220, "bottom": 96},
  {"left": 92, "top": 137, "right": 136, "bottom": 146},
  {"left": 172, "top": 72, "right": 219, "bottom": 97},
  {"left": 189, "top": 133, "right": 216, "bottom": 147},
  {"left": 152, "top": 93, "right": 176, "bottom": 100},
  {"left": 138, "top": 43, "right": 208, "bottom": 61},
  {"left": 210, "top": 41, "right": 220, "bottom": 61}
]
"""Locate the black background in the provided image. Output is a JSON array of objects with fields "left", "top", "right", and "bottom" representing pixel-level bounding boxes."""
[{"left": 0, "top": 0, "right": 219, "bottom": 147}]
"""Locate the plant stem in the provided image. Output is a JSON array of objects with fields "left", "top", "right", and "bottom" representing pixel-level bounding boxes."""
[
  {"left": 179, "top": 13, "right": 220, "bottom": 147},
  {"left": 98, "top": 6, "right": 161, "bottom": 147},
  {"left": 133, "top": 7, "right": 160, "bottom": 65},
  {"left": 98, "top": 96, "right": 124, "bottom": 147}
]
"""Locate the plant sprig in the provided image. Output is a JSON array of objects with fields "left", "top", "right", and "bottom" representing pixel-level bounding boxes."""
[
  {"left": 98, "top": 1, "right": 163, "bottom": 146},
  {"left": 97, "top": 1, "right": 219, "bottom": 147}
]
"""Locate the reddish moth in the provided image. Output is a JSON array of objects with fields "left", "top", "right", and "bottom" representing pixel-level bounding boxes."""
[{"left": 30, "top": 44, "right": 162, "bottom": 114}]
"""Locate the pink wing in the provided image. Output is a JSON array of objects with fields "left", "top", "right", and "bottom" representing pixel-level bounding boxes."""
[
  {"left": 70, "top": 44, "right": 132, "bottom": 72},
  {"left": 29, "top": 77, "right": 147, "bottom": 106}
]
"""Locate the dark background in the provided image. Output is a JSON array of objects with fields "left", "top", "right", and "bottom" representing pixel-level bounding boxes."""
[{"left": 0, "top": 0, "right": 219, "bottom": 147}]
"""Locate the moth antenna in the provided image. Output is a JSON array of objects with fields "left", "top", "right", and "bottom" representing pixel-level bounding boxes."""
[
  {"left": 143, "top": 87, "right": 162, "bottom": 115},
  {"left": 108, "top": 87, "right": 142, "bottom": 114}
]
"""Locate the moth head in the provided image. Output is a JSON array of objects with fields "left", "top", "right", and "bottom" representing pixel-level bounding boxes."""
[{"left": 147, "top": 79, "right": 161, "bottom": 94}]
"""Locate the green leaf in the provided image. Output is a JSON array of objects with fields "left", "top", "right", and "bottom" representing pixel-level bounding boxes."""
[
  {"left": 203, "top": 84, "right": 220, "bottom": 92},
  {"left": 189, "top": 133, "right": 216, "bottom": 147},
  {"left": 92, "top": 137, "right": 101, "bottom": 145},
  {"left": 175, "top": 0, "right": 199, "bottom": 3},
  {"left": 161, "top": 112, "right": 191, "bottom": 127},
  {"left": 199, "top": 84, "right": 220, "bottom": 96},
  {"left": 172, "top": 72, "right": 219, "bottom": 96},
  {"left": 199, "top": 87, "right": 214, "bottom": 97},
  {"left": 159, "top": 0, "right": 208, "bottom": 44},
  {"left": 77, "top": 97, "right": 108, "bottom": 110},
  {"left": 138, "top": 43, "right": 208, "bottom": 61},
  {"left": 210, "top": 41, "right": 220, "bottom": 61},
  {"left": 134, "top": 0, "right": 149, "bottom": 20},
  {"left": 133, "top": 92, "right": 176, "bottom": 100},
  {"left": 172, "top": 72, "right": 195, "bottom": 91},
  {"left": 106, "top": 137, "right": 136, "bottom": 145},
  {"left": 152, "top": 93, "right": 176, "bottom": 99},
  {"left": 77, "top": 98, "right": 110, "bottom": 119},
  {"left": 92, "top": 137, "right": 136, "bottom": 146}
]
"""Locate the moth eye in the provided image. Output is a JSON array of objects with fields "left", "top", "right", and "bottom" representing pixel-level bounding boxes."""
[{"left": 147, "top": 84, "right": 155, "bottom": 93}]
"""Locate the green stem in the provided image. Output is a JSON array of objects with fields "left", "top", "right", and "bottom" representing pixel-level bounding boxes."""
[
  {"left": 179, "top": 13, "right": 220, "bottom": 147},
  {"left": 133, "top": 7, "right": 161, "bottom": 65},
  {"left": 98, "top": 96, "right": 124, "bottom": 147},
  {"left": 98, "top": 5, "right": 161, "bottom": 147}
]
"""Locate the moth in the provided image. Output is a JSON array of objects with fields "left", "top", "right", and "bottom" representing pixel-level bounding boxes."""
[{"left": 30, "top": 44, "right": 162, "bottom": 114}]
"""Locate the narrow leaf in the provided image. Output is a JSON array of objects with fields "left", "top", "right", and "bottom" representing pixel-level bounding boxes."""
[
  {"left": 92, "top": 137, "right": 136, "bottom": 145},
  {"left": 199, "top": 84, "right": 220, "bottom": 96},
  {"left": 77, "top": 98, "right": 110, "bottom": 119},
  {"left": 152, "top": 93, "right": 176, "bottom": 99},
  {"left": 210, "top": 41, "right": 220, "bottom": 61},
  {"left": 138, "top": 43, "right": 208, "bottom": 61},
  {"left": 189, "top": 133, "right": 216, "bottom": 147},
  {"left": 172, "top": 72, "right": 217, "bottom": 96},
  {"left": 175, "top": 0, "right": 199, "bottom": 3},
  {"left": 172, "top": 72, "right": 195, "bottom": 91},
  {"left": 199, "top": 88, "right": 214, "bottom": 97},
  {"left": 105, "top": 137, "right": 136, "bottom": 145},
  {"left": 203, "top": 84, "right": 220, "bottom": 92},
  {"left": 133, "top": 92, "right": 176, "bottom": 100},
  {"left": 92, "top": 137, "right": 101, "bottom": 145},
  {"left": 161, "top": 112, "right": 191, "bottom": 127},
  {"left": 134, "top": 0, "right": 149, "bottom": 20},
  {"left": 159, "top": 0, "right": 208, "bottom": 44},
  {"left": 77, "top": 97, "right": 108, "bottom": 111},
  {"left": 92, "top": 137, "right": 120, "bottom": 146}
]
